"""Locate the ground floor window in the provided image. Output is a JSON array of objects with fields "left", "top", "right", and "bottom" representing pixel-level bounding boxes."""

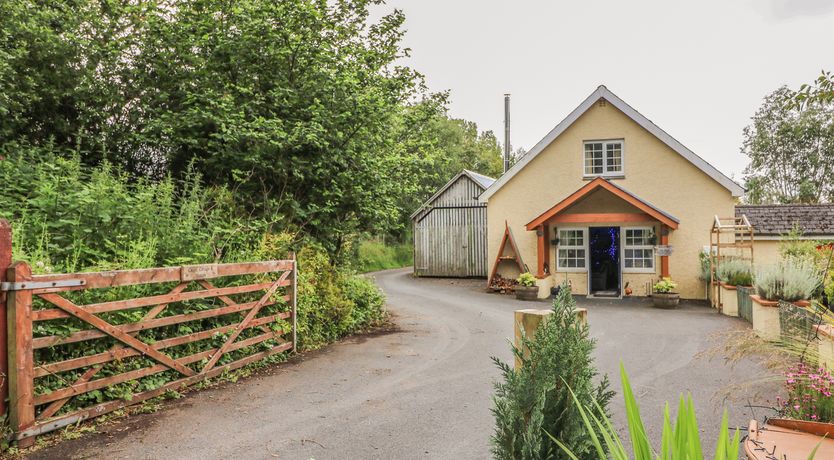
[
  {"left": 557, "top": 228, "right": 586, "bottom": 270},
  {"left": 623, "top": 227, "right": 655, "bottom": 272}
]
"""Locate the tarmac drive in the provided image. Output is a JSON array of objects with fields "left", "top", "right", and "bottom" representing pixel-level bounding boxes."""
[{"left": 30, "top": 268, "right": 779, "bottom": 459}]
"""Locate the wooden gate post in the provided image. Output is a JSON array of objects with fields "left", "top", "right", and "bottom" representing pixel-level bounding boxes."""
[
  {"left": 291, "top": 253, "right": 297, "bottom": 353},
  {"left": 7, "top": 262, "right": 35, "bottom": 448},
  {"left": 0, "top": 219, "right": 11, "bottom": 418}
]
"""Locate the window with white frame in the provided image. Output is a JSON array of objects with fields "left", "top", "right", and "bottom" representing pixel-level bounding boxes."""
[
  {"left": 557, "top": 228, "right": 586, "bottom": 270},
  {"left": 583, "top": 140, "right": 623, "bottom": 177},
  {"left": 623, "top": 227, "right": 655, "bottom": 272}
]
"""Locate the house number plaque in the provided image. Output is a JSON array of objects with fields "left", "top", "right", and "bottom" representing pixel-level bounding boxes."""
[{"left": 656, "top": 245, "right": 674, "bottom": 256}]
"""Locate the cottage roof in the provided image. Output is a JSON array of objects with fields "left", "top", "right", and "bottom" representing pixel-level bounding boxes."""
[{"left": 479, "top": 85, "right": 744, "bottom": 201}]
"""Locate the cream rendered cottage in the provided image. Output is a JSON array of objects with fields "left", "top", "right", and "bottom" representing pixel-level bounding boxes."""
[{"left": 480, "top": 86, "right": 744, "bottom": 299}]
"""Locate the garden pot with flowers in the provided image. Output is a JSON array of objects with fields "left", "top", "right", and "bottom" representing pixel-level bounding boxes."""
[
  {"left": 715, "top": 258, "right": 753, "bottom": 317},
  {"left": 515, "top": 272, "right": 539, "bottom": 301},
  {"left": 751, "top": 261, "right": 820, "bottom": 341},
  {"left": 651, "top": 278, "right": 679, "bottom": 309},
  {"left": 749, "top": 364, "right": 834, "bottom": 458}
]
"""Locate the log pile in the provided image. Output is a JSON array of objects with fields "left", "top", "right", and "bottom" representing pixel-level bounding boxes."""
[{"left": 489, "top": 273, "right": 518, "bottom": 294}]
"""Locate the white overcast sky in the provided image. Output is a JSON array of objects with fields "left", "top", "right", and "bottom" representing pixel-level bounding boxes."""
[{"left": 372, "top": 0, "right": 834, "bottom": 181}]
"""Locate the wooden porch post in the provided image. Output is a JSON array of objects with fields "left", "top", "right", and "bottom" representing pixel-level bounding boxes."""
[
  {"left": 660, "top": 224, "right": 670, "bottom": 278},
  {"left": 536, "top": 225, "right": 546, "bottom": 277}
]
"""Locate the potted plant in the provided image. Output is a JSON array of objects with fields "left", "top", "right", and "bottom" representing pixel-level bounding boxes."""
[
  {"left": 652, "top": 278, "right": 679, "bottom": 309},
  {"left": 715, "top": 258, "right": 753, "bottom": 317},
  {"left": 515, "top": 272, "right": 539, "bottom": 301}
]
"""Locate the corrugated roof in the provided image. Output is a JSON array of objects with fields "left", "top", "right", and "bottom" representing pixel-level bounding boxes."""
[
  {"left": 464, "top": 169, "right": 496, "bottom": 189},
  {"left": 409, "top": 170, "right": 496, "bottom": 220},
  {"left": 736, "top": 204, "right": 834, "bottom": 237}
]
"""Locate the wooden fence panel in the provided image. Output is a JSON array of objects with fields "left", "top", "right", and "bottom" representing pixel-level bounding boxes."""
[{"left": 2, "top": 258, "right": 297, "bottom": 447}]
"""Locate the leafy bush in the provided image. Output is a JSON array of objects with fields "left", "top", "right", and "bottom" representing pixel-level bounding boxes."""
[
  {"left": 491, "top": 284, "right": 613, "bottom": 459},
  {"left": 716, "top": 258, "right": 754, "bottom": 286},
  {"left": 0, "top": 154, "right": 387, "bottom": 416},
  {"left": 355, "top": 239, "right": 413, "bottom": 273},
  {"left": 755, "top": 260, "right": 821, "bottom": 301},
  {"left": 653, "top": 278, "right": 677, "bottom": 294},
  {"left": 779, "top": 362, "right": 834, "bottom": 423},
  {"left": 517, "top": 272, "right": 537, "bottom": 287},
  {"left": 553, "top": 364, "right": 746, "bottom": 460}
]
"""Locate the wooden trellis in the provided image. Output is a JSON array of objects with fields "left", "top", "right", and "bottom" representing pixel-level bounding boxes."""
[
  {"left": 709, "top": 215, "right": 754, "bottom": 309},
  {"left": 2, "top": 258, "right": 296, "bottom": 447}
]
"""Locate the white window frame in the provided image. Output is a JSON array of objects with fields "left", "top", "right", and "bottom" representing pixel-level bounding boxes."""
[
  {"left": 583, "top": 139, "right": 624, "bottom": 178},
  {"left": 622, "top": 226, "right": 656, "bottom": 274},
  {"left": 556, "top": 227, "right": 588, "bottom": 272}
]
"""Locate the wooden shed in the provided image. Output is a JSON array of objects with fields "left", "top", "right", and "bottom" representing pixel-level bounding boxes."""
[{"left": 411, "top": 170, "right": 495, "bottom": 277}]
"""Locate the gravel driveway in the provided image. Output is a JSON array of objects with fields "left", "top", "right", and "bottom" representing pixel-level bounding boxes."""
[{"left": 30, "top": 268, "right": 779, "bottom": 459}]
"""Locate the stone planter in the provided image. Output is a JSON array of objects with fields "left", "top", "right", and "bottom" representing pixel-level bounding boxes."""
[
  {"left": 652, "top": 292, "right": 680, "bottom": 309},
  {"left": 515, "top": 285, "right": 539, "bottom": 301},
  {"left": 750, "top": 294, "right": 781, "bottom": 341},
  {"left": 719, "top": 283, "right": 739, "bottom": 317}
]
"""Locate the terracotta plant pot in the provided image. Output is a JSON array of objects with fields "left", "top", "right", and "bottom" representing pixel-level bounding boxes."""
[
  {"left": 515, "top": 285, "right": 539, "bottom": 301},
  {"left": 652, "top": 292, "right": 680, "bottom": 309}
]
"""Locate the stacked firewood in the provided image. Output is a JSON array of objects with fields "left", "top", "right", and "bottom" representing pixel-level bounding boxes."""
[{"left": 489, "top": 273, "right": 518, "bottom": 294}]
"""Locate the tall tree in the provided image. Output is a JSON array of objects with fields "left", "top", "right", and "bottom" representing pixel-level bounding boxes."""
[
  {"left": 382, "top": 96, "right": 503, "bottom": 237},
  {"left": 742, "top": 85, "right": 834, "bottom": 203}
]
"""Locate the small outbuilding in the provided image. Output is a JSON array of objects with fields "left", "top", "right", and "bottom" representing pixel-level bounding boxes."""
[
  {"left": 736, "top": 203, "right": 834, "bottom": 265},
  {"left": 411, "top": 170, "right": 496, "bottom": 277}
]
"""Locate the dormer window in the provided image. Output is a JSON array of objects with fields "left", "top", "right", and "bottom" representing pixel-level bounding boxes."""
[{"left": 583, "top": 140, "right": 623, "bottom": 177}]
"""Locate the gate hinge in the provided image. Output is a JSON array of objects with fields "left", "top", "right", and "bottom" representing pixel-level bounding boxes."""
[{"left": 0, "top": 279, "right": 86, "bottom": 291}]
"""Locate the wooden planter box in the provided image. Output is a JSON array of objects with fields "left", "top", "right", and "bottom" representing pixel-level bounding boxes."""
[
  {"left": 719, "top": 283, "right": 740, "bottom": 317},
  {"left": 750, "top": 294, "right": 781, "bottom": 341}
]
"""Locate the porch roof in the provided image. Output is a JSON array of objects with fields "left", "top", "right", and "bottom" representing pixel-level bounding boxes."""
[{"left": 525, "top": 178, "right": 680, "bottom": 230}]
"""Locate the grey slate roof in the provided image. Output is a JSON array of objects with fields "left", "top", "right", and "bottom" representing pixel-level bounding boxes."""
[{"left": 736, "top": 204, "right": 834, "bottom": 237}]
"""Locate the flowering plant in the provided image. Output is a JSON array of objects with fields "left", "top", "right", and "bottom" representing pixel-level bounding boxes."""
[{"left": 779, "top": 362, "right": 834, "bottom": 423}]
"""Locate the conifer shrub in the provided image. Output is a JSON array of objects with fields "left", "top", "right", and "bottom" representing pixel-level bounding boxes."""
[{"left": 491, "top": 284, "right": 614, "bottom": 459}]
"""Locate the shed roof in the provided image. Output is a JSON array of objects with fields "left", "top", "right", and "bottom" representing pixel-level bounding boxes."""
[
  {"left": 736, "top": 204, "right": 834, "bottom": 237},
  {"left": 464, "top": 169, "right": 496, "bottom": 189},
  {"left": 409, "top": 170, "right": 496, "bottom": 220},
  {"left": 479, "top": 85, "right": 744, "bottom": 201}
]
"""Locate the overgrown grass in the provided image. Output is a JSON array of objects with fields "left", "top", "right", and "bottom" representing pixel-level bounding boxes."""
[{"left": 355, "top": 239, "right": 412, "bottom": 273}]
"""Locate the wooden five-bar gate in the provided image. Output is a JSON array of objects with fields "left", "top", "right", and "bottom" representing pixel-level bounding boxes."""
[{"left": 0, "top": 220, "right": 297, "bottom": 447}]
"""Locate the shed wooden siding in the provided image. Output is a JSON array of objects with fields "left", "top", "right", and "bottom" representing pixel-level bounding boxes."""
[{"left": 413, "top": 174, "right": 489, "bottom": 277}]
